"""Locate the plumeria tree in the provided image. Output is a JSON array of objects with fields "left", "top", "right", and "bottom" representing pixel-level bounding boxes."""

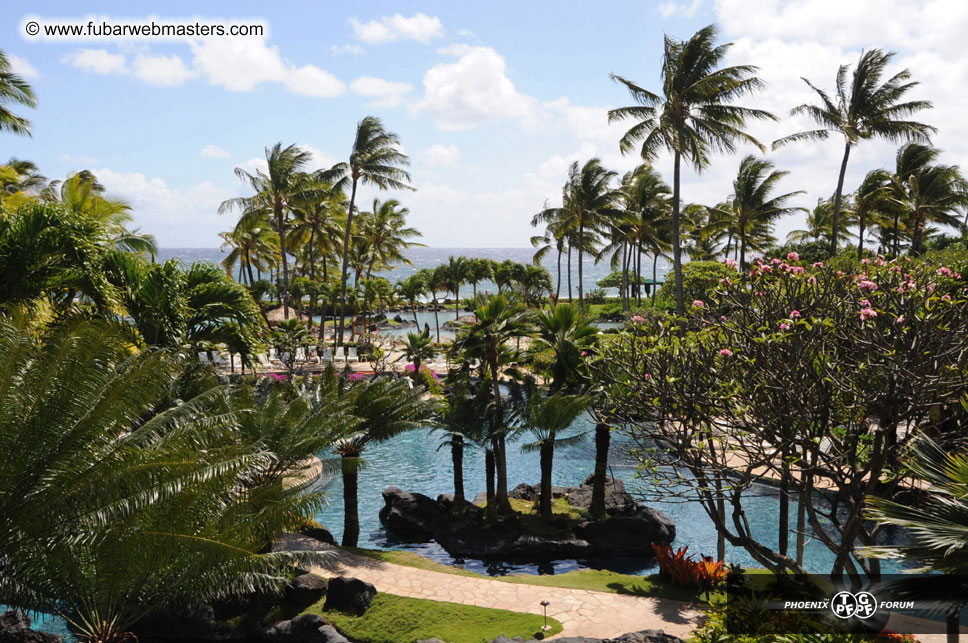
[{"left": 597, "top": 252, "right": 968, "bottom": 582}]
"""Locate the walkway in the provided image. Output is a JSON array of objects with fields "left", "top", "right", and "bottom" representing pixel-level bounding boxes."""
[{"left": 276, "top": 534, "right": 701, "bottom": 640}]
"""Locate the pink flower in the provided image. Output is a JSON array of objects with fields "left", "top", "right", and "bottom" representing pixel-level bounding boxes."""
[
  {"left": 836, "top": 270, "right": 845, "bottom": 278},
  {"left": 787, "top": 251, "right": 800, "bottom": 262},
  {"left": 760, "top": 264, "right": 773, "bottom": 273},
  {"left": 859, "top": 299, "right": 871, "bottom": 307},
  {"left": 813, "top": 261, "right": 824, "bottom": 268},
  {"left": 644, "top": 373, "right": 651, "bottom": 381},
  {"left": 938, "top": 267, "right": 953, "bottom": 277},
  {"left": 779, "top": 322, "right": 791, "bottom": 331},
  {"left": 771, "top": 258, "right": 782, "bottom": 265},
  {"left": 860, "top": 307, "right": 878, "bottom": 321},
  {"left": 858, "top": 280, "right": 879, "bottom": 292},
  {"left": 754, "top": 291, "right": 764, "bottom": 297},
  {"left": 861, "top": 258, "right": 871, "bottom": 265},
  {"left": 808, "top": 276, "right": 817, "bottom": 284},
  {"left": 692, "top": 299, "right": 705, "bottom": 309},
  {"left": 719, "top": 349, "right": 733, "bottom": 357},
  {"left": 580, "top": 350, "right": 589, "bottom": 356},
  {"left": 942, "top": 294, "right": 952, "bottom": 302},
  {"left": 632, "top": 315, "right": 645, "bottom": 324},
  {"left": 720, "top": 277, "right": 732, "bottom": 286},
  {"left": 720, "top": 315, "right": 728, "bottom": 322},
  {"left": 895, "top": 315, "right": 906, "bottom": 325},
  {"left": 724, "top": 258, "right": 737, "bottom": 268},
  {"left": 790, "top": 266, "right": 805, "bottom": 274},
  {"left": 790, "top": 310, "right": 801, "bottom": 319}
]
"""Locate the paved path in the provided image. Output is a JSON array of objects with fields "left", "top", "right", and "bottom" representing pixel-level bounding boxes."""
[{"left": 277, "top": 534, "right": 701, "bottom": 640}]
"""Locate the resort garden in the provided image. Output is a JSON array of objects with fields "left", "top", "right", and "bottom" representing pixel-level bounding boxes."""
[{"left": 2, "top": 20, "right": 968, "bottom": 643}]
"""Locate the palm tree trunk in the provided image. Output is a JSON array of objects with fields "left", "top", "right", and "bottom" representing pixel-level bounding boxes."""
[
  {"left": 455, "top": 286, "right": 460, "bottom": 320},
  {"left": 590, "top": 422, "right": 610, "bottom": 520},
  {"left": 490, "top": 361, "right": 511, "bottom": 513},
  {"left": 652, "top": 253, "right": 659, "bottom": 306},
  {"left": 245, "top": 250, "right": 255, "bottom": 287},
  {"left": 577, "top": 221, "right": 585, "bottom": 310},
  {"left": 539, "top": 442, "right": 554, "bottom": 521},
  {"left": 555, "top": 246, "right": 562, "bottom": 302},
  {"left": 433, "top": 295, "right": 440, "bottom": 342},
  {"left": 739, "top": 232, "right": 747, "bottom": 271},
  {"left": 452, "top": 433, "right": 465, "bottom": 504},
  {"left": 276, "top": 204, "right": 290, "bottom": 320},
  {"left": 485, "top": 448, "right": 495, "bottom": 517},
  {"left": 412, "top": 301, "right": 419, "bottom": 326},
  {"left": 830, "top": 142, "right": 852, "bottom": 257},
  {"left": 671, "top": 152, "right": 685, "bottom": 316},
  {"left": 892, "top": 212, "right": 901, "bottom": 258},
  {"left": 857, "top": 213, "right": 865, "bottom": 257},
  {"left": 567, "top": 246, "right": 573, "bottom": 303},
  {"left": 636, "top": 240, "right": 644, "bottom": 306},
  {"left": 621, "top": 242, "right": 629, "bottom": 311},
  {"left": 947, "top": 610, "right": 960, "bottom": 643},
  {"left": 337, "top": 179, "right": 359, "bottom": 346},
  {"left": 340, "top": 455, "right": 360, "bottom": 547}
]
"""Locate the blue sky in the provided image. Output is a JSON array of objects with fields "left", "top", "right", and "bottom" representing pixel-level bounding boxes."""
[{"left": 3, "top": 1, "right": 966, "bottom": 248}]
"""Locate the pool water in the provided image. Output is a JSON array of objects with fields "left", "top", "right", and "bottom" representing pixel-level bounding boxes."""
[{"left": 314, "top": 415, "right": 912, "bottom": 576}]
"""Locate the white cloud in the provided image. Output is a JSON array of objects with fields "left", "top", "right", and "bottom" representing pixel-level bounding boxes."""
[
  {"left": 200, "top": 145, "right": 230, "bottom": 159},
  {"left": 94, "top": 167, "right": 234, "bottom": 246},
  {"left": 423, "top": 144, "right": 460, "bottom": 167},
  {"left": 350, "top": 76, "right": 412, "bottom": 107},
  {"left": 131, "top": 53, "right": 193, "bottom": 86},
  {"left": 330, "top": 43, "right": 365, "bottom": 56},
  {"left": 456, "top": 29, "right": 475, "bottom": 39},
  {"left": 659, "top": 0, "right": 703, "bottom": 18},
  {"left": 349, "top": 13, "right": 443, "bottom": 44},
  {"left": 413, "top": 45, "right": 541, "bottom": 131},
  {"left": 284, "top": 64, "right": 346, "bottom": 97},
  {"left": 61, "top": 48, "right": 127, "bottom": 75},
  {"left": 8, "top": 54, "right": 39, "bottom": 79}
]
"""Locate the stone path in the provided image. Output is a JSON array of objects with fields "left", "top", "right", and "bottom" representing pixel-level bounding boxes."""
[{"left": 277, "top": 534, "right": 701, "bottom": 640}]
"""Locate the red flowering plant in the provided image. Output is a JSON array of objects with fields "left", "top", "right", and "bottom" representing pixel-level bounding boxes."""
[{"left": 596, "top": 254, "right": 968, "bottom": 584}]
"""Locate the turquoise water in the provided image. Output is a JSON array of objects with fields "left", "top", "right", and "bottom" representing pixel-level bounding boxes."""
[{"left": 314, "top": 415, "right": 912, "bottom": 577}]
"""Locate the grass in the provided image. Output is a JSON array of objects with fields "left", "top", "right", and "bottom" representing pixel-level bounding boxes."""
[
  {"left": 344, "top": 547, "right": 707, "bottom": 603},
  {"left": 307, "top": 593, "right": 563, "bottom": 643}
]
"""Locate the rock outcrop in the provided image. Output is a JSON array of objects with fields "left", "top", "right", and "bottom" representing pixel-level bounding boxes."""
[
  {"left": 323, "top": 576, "right": 377, "bottom": 616},
  {"left": 0, "top": 611, "right": 63, "bottom": 643}
]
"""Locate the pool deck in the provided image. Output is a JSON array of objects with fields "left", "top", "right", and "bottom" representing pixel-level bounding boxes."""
[{"left": 276, "top": 533, "right": 702, "bottom": 640}]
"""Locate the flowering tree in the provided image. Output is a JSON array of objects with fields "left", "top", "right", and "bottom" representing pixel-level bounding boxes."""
[{"left": 597, "top": 252, "right": 968, "bottom": 582}]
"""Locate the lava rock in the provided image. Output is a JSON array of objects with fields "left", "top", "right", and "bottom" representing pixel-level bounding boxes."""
[
  {"left": 489, "top": 630, "right": 685, "bottom": 643},
  {"left": 379, "top": 486, "right": 446, "bottom": 541},
  {"left": 284, "top": 573, "right": 329, "bottom": 606},
  {"left": 0, "top": 611, "right": 63, "bottom": 643},
  {"left": 566, "top": 476, "right": 636, "bottom": 516},
  {"left": 324, "top": 576, "right": 376, "bottom": 616},
  {"left": 575, "top": 507, "right": 676, "bottom": 554},
  {"left": 507, "top": 482, "right": 536, "bottom": 500},
  {"left": 504, "top": 534, "right": 595, "bottom": 560},
  {"left": 300, "top": 525, "right": 337, "bottom": 546}
]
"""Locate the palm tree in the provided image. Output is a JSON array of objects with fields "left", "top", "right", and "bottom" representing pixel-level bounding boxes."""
[
  {"left": 220, "top": 215, "right": 278, "bottom": 286},
  {"left": 706, "top": 156, "right": 805, "bottom": 268},
  {"left": 320, "top": 117, "right": 413, "bottom": 347},
  {"left": 359, "top": 198, "right": 424, "bottom": 280},
  {"left": 221, "top": 144, "right": 320, "bottom": 319},
  {"left": 0, "top": 319, "right": 330, "bottom": 643},
  {"left": 610, "top": 24, "right": 774, "bottom": 315},
  {"left": 533, "top": 303, "right": 598, "bottom": 392},
  {"left": 0, "top": 50, "right": 37, "bottom": 137},
  {"left": 423, "top": 266, "right": 448, "bottom": 342},
  {"left": 773, "top": 48, "right": 935, "bottom": 256},
  {"left": 451, "top": 294, "right": 531, "bottom": 513},
  {"left": 464, "top": 258, "right": 493, "bottom": 300},
  {"left": 437, "top": 382, "right": 491, "bottom": 506},
  {"left": 847, "top": 169, "right": 893, "bottom": 256},
  {"left": 887, "top": 144, "right": 968, "bottom": 255},
  {"left": 530, "top": 226, "right": 566, "bottom": 301},
  {"left": 289, "top": 179, "right": 344, "bottom": 286},
  {"left": 395, "top": 273, "right": 426, "bottom": 326},
  {"left": 786, "top": 198, "right": 855, "bottom": 246},
  {"left": 320, "top": 370, "right": 436, "bottom": 547},
  {"left": 441, "top": 255, "right": 469, "bottom": 320},
  {"left": 401, "top": 330, "right": 435, "bottom": 387},
  {"left": 616, "top": 165, "right": 671, "bottom": 307},
  {"left": 510, "top": 383, "right": 593, "bottom": 520}
]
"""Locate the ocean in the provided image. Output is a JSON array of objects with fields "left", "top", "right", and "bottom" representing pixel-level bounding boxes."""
[{"left": 156, "top": 247, "right": 672, "bottom": 299}]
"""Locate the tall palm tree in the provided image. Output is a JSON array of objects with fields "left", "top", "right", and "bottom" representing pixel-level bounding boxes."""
[
  {"left": 773, "top": 48, "right": 935, "bottom": 256},
  {"left": 532, "top": 303, "right": 598, "bottom": 392},
  {"left": 617, "top": 165, "right": 671, "bottom": 306},
  {"left": 320, "top": 117, "right": 413, "bottom": 347},
  {"left": 359, "top": 198, "right": 424, "bottom": 280},
  {"left": 451, "top": 294, "right": 531, "bottom": 513},
  {"left": 887, "top": 144, "right": 968, "bottom": 255},
  {"left": 441, "top": 255, "right": 469, "bottom": 320},
  {"left": 220, "top": 144, "right": 320, "bottom": 319},
  {"left": 0, "top": 50, "right": 37, "bottom": 137},
  {"left": 786, "top": 198, "right": 855, "bottom": 246},
  {"left": 395, "top": 273, "right": 426, "bottom": 326},
  {"left": 530, "top": 226, "right": 566, "bottom": 301},
  {"left": 464, "top": 258, "right": 492, "bottom": 300},
  {"left": 510, "top": 383, "right": 593, "bottom": 520},
  {"left": 610, "top": 24, "right": 773, "bottom": 315},
  {"left": 706, "top": 156, "right": 805, "bottom": 268},
  {"left": 320, "top": 370, "right": 436, "bottom": 547},
  {"left": 219, "top": 215, "right": 278, "bottom": 286},
  {"left": 848, "top": 169, "right": 893, "bottom": 256},
  {"left": 289, "top": 179, "right": 344, "bottom": 285},
  {"left": 423, "top": 265, "right": 448, "bottom": 342}
]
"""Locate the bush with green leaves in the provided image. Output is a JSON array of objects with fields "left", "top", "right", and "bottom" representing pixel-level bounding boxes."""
[{"left": 654, "top": 260, "right": 731, "bottom": 310}]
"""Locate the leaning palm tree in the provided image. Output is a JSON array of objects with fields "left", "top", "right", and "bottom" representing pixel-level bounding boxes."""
[
  {"left": 319, "top": 370, "right": 436, "bottom": 547},
  {"left": 510, "top": 382, "right": 593, "bottom": 521},
  {"left": 773, "top": 48, "right": 935, "bottom": 256},
  {"left": 610, "top": 24, "right": 774, "bottom": 315},
  {"left": 221, "top": 143, "right": 320, "bottom": 319},
  {"left": 358, "top": 198, "right": 424, "bottom": 280},
  {"left": 706, "top": 156, "right": 805, "bottom": 268},
  {"left": 0, "top": 50, "right": 37, "bottom": 137},
  {"left": 847, "top": 168, "right": 893, "bottom": 256},
  {"left": 320, "top": 117, "right": 413, "bottom": 347}
]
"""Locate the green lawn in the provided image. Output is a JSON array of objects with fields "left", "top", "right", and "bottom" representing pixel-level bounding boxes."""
[
  {"left": 307, "top": 593, "right": 562, "bottom": 643},
  {"left": 345, "top": 547, "right": 706, "bottom": 602}
]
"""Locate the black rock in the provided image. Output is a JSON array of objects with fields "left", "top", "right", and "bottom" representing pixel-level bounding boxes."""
[
  {"left": 393, "top": 314, "right": 404, "bottom": 323},
  {"left": 575, "top": 508, "right": 676, "bottom": 555},
  {"left": 566, "top": 476, "right": 636, "bottom": 516},
  {"left": 489, "top": 629, "right": 685, "bottom": 643},
  {"left": 0, "top": 611, "right": 63, "bottom": 643},
  {"left": 300, "top": 526, "right": 337, "bottom": 546},
  {"left": 324, "top": 576, "right": 376, "bottom": 616},
  {"left": 379, "top": 486, "right": 446, "bottom": 541},
  {"left": 284, "top": 573, "right": 329, "bottom": 606},
  {"left": 507, "top": 482, "right": 536, "bottom": 500}
]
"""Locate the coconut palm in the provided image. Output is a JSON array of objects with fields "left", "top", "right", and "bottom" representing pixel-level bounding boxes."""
[
  {"left": 0, "top": 318, "right": 330, "bottom": 643},
  {"left": 437, "top": 381, "right": 492, "bottom": 506},
  {"left": 221, "top": 144, "right": 321, "bottom": 320},
  {"left": 395, "top": 273, "right": 426, "bottom": 326},
  {"left": 319, "top": 117, "right": 413, "bottom": 347},
  {"left": 773, "top": 48, "right": 935, "bottom": 256},
  {"left": 358, "top": 198, "right": 424, "bottom": 280},
  {"left": 421, "top": 266, "right": 448, "bottom": 343},
  {"left": 786, "top": 198, "right": 855, "bottom": 246},
  {"left": 440, "top": 255, "right": 469, "bottom": 320},
  {"left": 532, "top": 303, "right": 599, "bottom": 392},
  {"left": 617, "top": 165, "right": 671, "bottom": 306},
  {"left": 464, "top": 257, "right": 493, "bottom": 300},
  {"left": 531, "top": 225, "right": 566, "bottom": 301},
  {"left": 219, "top": 215, "right": 278, "bottom": 286},
  {"left": 847, "top": 169, "right": 893, "bottom": 256},
  {"left": 0, "top": 50, "right": 37, "bottom": 137},
  {"left": 401, "top": 330, "right": 436, "bottom": 387},
  {"left": 887, "top": 144, "right": 968, "bottom": 256},
  {"left": 451, "top": 294, "right": 531, "bottom": 513},
  {"left": 319, "top": 370, "right": 436, "bottom": 547},
  {"left": 288, "top": 179, "right": 345, "bottom": 286},
  {"left": 0, "top": 158, "right": 46, "bottom": 197},
  {"left": 706, "top": 156, "right": 805, "bottom": 268},
  {"left": 610, "top": 24, "right": 773, "bottom": 315},
  {"left": 510, "top": 382, "right": 593, "bottom": 520}
]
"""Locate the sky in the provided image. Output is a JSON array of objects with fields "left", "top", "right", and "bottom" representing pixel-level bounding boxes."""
[{"left": 3, "top": 0, "right": 968, "bottom": 248}]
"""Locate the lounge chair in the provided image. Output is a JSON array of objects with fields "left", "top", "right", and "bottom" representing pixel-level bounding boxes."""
[
  {"left": 295, "top": 348, "right": 307, "bottom": 362},
  {"left": 320, "top": 347, "right": 333, "bottom": 363},
  {"left": 334, "top": 346, "right": 345, "bottom": 362},
  {"left": 257, "top": 353, "right": 272, "bottom": 369},
  {"left": 347, "top": 347, "right": 358, "bottom": 362}
]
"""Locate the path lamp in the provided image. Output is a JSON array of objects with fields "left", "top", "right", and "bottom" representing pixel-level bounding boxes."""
[{"left": 540, "top": 600, "right": 550, "bottom": 630}]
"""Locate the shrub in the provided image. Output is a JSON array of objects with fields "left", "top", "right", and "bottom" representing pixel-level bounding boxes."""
[
  {"left": 651, "top": 542, "right": 726, "bottom": 589},
  {"left": 654, "top": 261, "right": 732, "bottom": 310},
  {"left": 585, "top": 288, "right": 607, "bottom": 305}
]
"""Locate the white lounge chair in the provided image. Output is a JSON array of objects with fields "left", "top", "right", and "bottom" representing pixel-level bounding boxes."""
[
  {"left": 334, "top": 346, "right": 345, "bottom": 362},
  {"left": 257, "top": 353, "right": 272, "bottom": 369},
  {"left": 211, "top": 352, "right": 227, "bottom": 365},
  {"left": 320, "top": 347, "right": 333, "bottom": 363},
  {"left": 347, "top": 347, "right": 358, "bottom": 362},
  {"left": 295, "top": 348, "right": 307, "bottom": 362},
  {"left": 197, "top": 352, "right": 212, "bottom": 364}
]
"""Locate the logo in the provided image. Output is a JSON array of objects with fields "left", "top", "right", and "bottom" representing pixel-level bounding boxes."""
[{"left": 831, "top": 591, "right": 878, "bottom": 620}]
